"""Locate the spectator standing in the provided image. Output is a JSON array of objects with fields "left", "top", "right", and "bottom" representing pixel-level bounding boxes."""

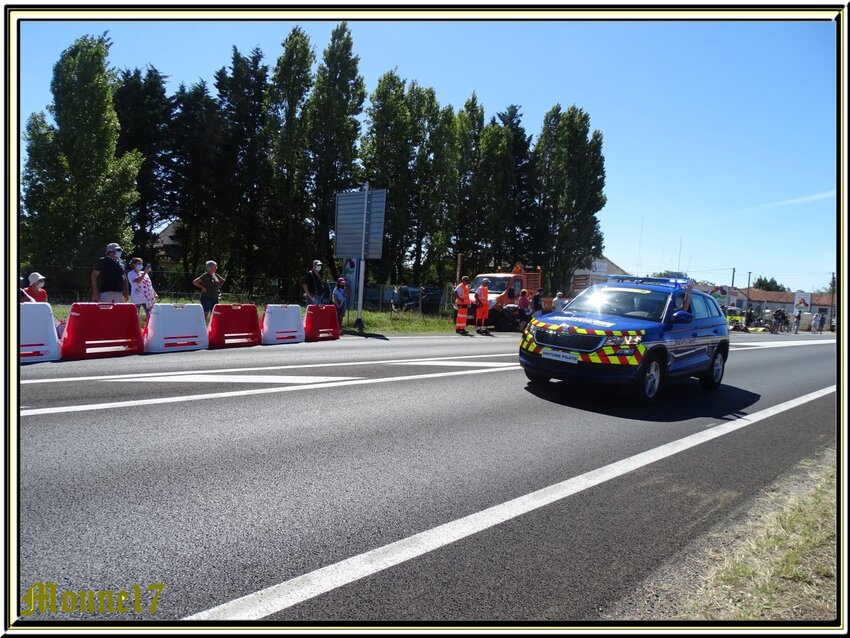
[
  {"left": 553, "top": 292, "right": 568, "bottom": 312},
  {"left": 127, "top": 257, "right": 158, "bottom": 320},
  {"left": 332, "top": 277, "right": 348, "bottom": 328},
  {"left": 24, "top": 272, "right": 48, "bottom": 302},
  {"left": 532, "top": 287, "right": 544, "bottom": 319},
  {"left": 745, "top": 307, "right": 754, "bottom": 328},
  {"left": 193, "top": 260, "right": 226, "bottom": 322},
  {"left": 772, "top": 308, "right": 782, "bottom": 334},
  {"left": 517, "top": 289, "right": 531, "bottom": 331},
  {"left": 91, "top": 243, "right": 128, "bottom": 303},
  {"left": 302, "top": 260, "right": 324, "bottom": 306},
  {"left": 817, "top": 311, "right": 826, "bottom": 334},
  {"left": 793, "top": 309, "right": 802, "bottom": 334}
]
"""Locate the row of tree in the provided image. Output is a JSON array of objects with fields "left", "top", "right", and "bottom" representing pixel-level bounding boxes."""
[{"left": 21, "top": 23, "right": 607, "bottom": 296}]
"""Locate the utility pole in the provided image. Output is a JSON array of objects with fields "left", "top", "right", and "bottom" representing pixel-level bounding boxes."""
[
  {"left": 353, "top": 182, "right": 369, "bottom": 333},
  {"left": 746, "top": 271, "right": 751, "bottom": 310},
  {"left": 731, "top": 267, "right": 735, "bottom": 289}
]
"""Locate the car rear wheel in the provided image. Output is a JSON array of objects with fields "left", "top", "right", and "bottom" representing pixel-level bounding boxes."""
[
  {"left": 700, "top": 350, "right": 725, "bottom": 390},
  {"left": 524, "top": 369, "right": 550, "bottom": 386},
  {"left": 634, "top": 353, "right": 664, "bottom": 402}
]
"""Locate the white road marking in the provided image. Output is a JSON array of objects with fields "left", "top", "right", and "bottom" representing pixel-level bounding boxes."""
[
  {"left": 729, "top": 339, "right": 836, "bottom": 349},
  {"left": 21, "top": 352, "right": 519, "bottom": 385},
  {"left": 20, "top": 366, "right": 522, "bottom": 417},
  {"left": 387, "top": 361, "right": 517, "bottom": 368},
  {"left": 184, "top": 385, "right": 836, "bottom": 621},
  {"left": 104, "top": 374, "right": 359, "bottom": 385}
]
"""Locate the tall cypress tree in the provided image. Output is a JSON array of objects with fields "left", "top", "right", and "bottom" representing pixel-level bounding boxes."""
[
  {"left": 21, "top": 34, "right": 142, "bottom": 289},
  {"left": 361, "top": 70, "right": 413, "bottom": 283},
  {"left": 305, "top": 22, "right": 366, "bottom": 278},
  {"left": 114, "top": 66, "right": 174, "bottom": 265},
  {"left": 267, "top": 27, "right": 315, "bottom": 292},
  {"left": 214, "top": 47, "right": 272, "bottom": 293},
  {"left": 454, "top": 93, "right": 485, "bottom": 276},
  {"left": 170, "top": 81, "right": 223, "bottom": 285}
]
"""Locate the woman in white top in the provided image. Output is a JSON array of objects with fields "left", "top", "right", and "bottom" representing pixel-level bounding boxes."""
[{"left": 127, "top": 257, "right": 158, "bottom": 320}]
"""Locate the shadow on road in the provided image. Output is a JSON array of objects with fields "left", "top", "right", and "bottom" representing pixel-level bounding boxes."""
[
  {"left": 524, "top": 379, "right": 762, "bottom": 423},
  {"left": 341, "top": 329, "right": 390, "bottom": 341}
]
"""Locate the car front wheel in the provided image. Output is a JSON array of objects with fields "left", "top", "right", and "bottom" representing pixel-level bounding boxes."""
[
  {"left": 700, "top": 350, "right": 726, "bottom": 389},
  {"left": 634, "top": 353, "right": 664, "bottom": 402}
]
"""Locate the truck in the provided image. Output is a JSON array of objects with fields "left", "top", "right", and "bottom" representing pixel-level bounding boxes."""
[{"left": 463, "top": 263, "right": 555, "bottom": 331}]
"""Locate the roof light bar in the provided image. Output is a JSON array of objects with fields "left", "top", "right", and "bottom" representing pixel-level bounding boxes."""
[{"left": 607, "top": 275, "right": 691, "bottom": 287}]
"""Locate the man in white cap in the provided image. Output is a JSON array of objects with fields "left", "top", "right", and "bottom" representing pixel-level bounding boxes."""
[
  {"left": 91, "top": 242, "right": 128, "bottom": 303},
  {"left": 302, "top": 259, "right": 324, "bottom": 306},
  {"left": 23, "top": 272, "right": 48, "bottom": 302}
]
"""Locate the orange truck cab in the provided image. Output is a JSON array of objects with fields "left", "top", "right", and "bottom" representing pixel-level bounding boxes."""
[{"left": 466, "top": 263, "right": 553, "bottom": 331}]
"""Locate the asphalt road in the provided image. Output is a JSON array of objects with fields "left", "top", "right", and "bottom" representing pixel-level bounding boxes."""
[{"left": 16, "top": 330, "right": 837, "bottom": 624}]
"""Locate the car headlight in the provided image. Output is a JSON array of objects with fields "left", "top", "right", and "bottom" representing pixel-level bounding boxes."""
[{"left": 604, "top": 335, "right": 642, "bottom": 346}]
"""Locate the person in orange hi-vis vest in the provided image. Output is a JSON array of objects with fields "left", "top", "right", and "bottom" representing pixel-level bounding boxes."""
[
  {"left": 475, "top": 278, "right": 490, "bottom": 334},
  {"left": 454, "top": 275, "right": 471, "bottom": 334}
]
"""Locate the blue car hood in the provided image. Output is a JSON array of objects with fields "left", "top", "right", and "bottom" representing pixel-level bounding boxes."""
[{"left": 537, "top": 311, "right": 659, "bottom": 333}]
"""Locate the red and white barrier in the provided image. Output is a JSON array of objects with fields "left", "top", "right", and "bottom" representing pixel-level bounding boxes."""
[
  {"left": 19, "top": 302, "right": 61, "bottom": 362},
  {"left": 208, "top": 304, "right": 261, "bottom": 349},
  {"left": 59, "top": 303, "right": 144, "bottom": 360},
  {"left": 304, "top": 304, "right": 340, "bottom": 342},
  {"left": 143, "top": 303, "right": 209, "bottom": 353},
  {"left": 261, "top": 304, "right": 305, "bottom": 345}
]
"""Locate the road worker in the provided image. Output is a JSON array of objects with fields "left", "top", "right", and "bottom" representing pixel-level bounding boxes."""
[
  {"left": 454, "top": 275, "right": 471, "bottom": 335},
  {"left": 475, "top": 278, "right": 491, "bottom": 334}
]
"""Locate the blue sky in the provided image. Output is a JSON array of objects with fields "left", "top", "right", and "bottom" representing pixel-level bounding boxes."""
[{"left": 17, "top": 19, "right": 838, "bottom": 291}]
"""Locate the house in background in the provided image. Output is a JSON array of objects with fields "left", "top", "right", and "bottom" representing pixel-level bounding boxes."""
[{"left": 570, "top": 255, "right": 630, "bottom": 295}]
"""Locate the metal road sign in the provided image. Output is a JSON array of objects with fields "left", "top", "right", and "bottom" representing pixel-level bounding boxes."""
[{"left": 334, "top": 188, "right": 387, "bottom": 260}]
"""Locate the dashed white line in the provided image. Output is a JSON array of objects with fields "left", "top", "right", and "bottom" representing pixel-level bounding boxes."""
[{"left": 184, "top": 385, "right": 836, "bottom": 621}]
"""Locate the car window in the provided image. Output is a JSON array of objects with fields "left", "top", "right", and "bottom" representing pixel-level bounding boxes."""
[
  {"left": 690, "top": 295, "right": 711, "bottom": 319},
  {"left": 707, "top": 297, "right": 722, "bottom": 317}
]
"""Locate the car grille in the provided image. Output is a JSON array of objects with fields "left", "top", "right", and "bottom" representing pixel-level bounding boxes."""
[{"left": 533, "top": 330, "right": 604, "bottom": 352}]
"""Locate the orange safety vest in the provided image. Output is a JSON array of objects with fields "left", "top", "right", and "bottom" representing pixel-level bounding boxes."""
[
  {"left": 476, "top": 286, "right": 489, "bottom": 307},
  {"left": 456, "top": 283, "right": 470, "bottom": 306}
]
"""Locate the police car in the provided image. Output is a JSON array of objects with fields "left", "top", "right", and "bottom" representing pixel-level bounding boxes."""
[{"left": 518, "top": 276, "right": 730, "bottom": 401}]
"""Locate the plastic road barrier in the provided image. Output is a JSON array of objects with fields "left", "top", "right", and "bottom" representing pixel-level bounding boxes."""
[
  {"left": 59, "top": 302, "right": 144, "bottom": 360},
  {"left": 19, "top": 302, "right": 61, "bottom": 362},
  {"left": 261, "top": 304, "right": 305, "bottom": 345},
  {"left": 144, "top": 303, "right": 209, "bottom": 353},
  {"left": 208, "top": 303, "right": 261, "bottom": 349},
  {"left": 304, "top": 304, "right": 340, "bottom": 342}
]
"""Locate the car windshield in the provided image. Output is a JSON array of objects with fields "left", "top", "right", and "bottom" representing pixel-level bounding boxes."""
[
  {"left": 468, "top": 276, "right": 510, "bottom": 293},
  {"left": 565, "top": 286, "right": 670, "bottom": 322}
]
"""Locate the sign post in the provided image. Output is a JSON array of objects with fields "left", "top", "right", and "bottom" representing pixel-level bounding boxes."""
[{"left": 334, "top": 184, "right": 387, "bottom": 333}]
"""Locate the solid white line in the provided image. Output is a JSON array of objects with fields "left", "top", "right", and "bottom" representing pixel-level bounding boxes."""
[
  {"left": 104, "top": 374, "right": 360, "bottom": 385},
  {"left": 20, "top": 352, "right": 519, "bottom": 385},
  {"left": 20, "top": 366, "right": 522, "bottom": 417},
  {"left": 184, "top": 385, "right": 836, "bottom": 621},
  {"left": 729, "top": 339, "right": 836, "bottom": 349},
  {"left": 387, "top": 361, "right": 517, "bottom": 368}
]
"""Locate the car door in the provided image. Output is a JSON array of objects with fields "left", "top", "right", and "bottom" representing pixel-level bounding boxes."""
[
  {"left": 664, "top": 291, "right": 701, "bottom": 375},
  {"left": 687, "top": 294, "right": 718, "bottom": 372}
]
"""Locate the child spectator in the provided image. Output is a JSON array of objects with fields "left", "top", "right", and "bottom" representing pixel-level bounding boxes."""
[{"left": 127, "top": 257, "right": 158, "bottom": 320}]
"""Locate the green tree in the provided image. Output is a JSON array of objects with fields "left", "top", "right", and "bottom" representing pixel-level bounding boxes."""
[
  {"left": 651, "top": 270, "right": 689, "bottom": 279},
  {"left": 214, "top": 46, "right": 272, "bottom": 293},
  {"left": 496, "top": 105, "right": 535, "bottom": 264},
  {"left": 539, "top": 104, "right": 606, "bottom": 292},
  {"left": 752, "top": 276, "right": 788, "bottom": 292},
  {"left": 21, "top": 34, "right": 142, "bottom": 289},
  {"left": 306, "top": 22, "right": 366, "bottom": 277},
  {"left": 454, "top": 93, "right": 485, "bottom": 276},
  {"left": 532, "top": 104, "right": 565, "bottom": 292},
  {"left": 114, "top": 66, "right": 174, "bottom": 265},
  {"left": 361, "top": 69, "right": 413, "bottom": 284},
  {"left": 170, "top": 81, "right": 224, "bottom": 285},
  {"left": 421, "top": 105, "right": 459, "bottom": 285},
  {"left": 267, "top": 27, "right": 315, "bottom": 292}
]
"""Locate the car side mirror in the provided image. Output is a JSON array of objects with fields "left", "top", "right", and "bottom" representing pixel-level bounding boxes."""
[{"left": 672, "top": 310, "right": 694, "bottom": 323}]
